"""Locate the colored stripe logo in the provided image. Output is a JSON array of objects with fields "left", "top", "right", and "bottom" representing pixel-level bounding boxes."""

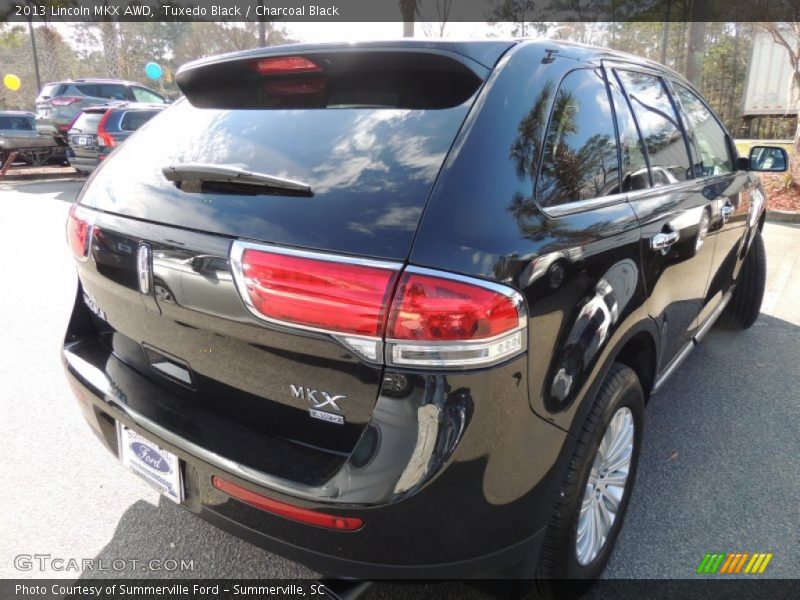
[{"left": 697, "top": 552, "right": 773, "bottom": 574}]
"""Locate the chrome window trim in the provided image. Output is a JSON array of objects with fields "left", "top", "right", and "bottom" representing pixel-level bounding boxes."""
[
  {"left": 540, "top": 192, "right": 629, "bottom": 218},
  {"left": 533, "top": 66, "right": 627, "bottom": 219}
]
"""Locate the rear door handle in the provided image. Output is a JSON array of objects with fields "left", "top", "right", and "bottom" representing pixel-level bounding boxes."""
[
  {"left": 720, "top": 202, "right": 734, "bottom": 223},
  {"left": 650, "top": 230, "right": 679, "bottom": 255}
]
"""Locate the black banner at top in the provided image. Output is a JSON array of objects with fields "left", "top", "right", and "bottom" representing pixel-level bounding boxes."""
[{"left": 1, "top": 0, "right": 799, "bottom": 23}]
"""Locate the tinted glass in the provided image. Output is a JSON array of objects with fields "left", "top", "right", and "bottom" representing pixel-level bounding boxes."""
[
  {"left": 616, "top": 70, "right": 692, "bottom": 186},
  {"left": 131, "top": 87, "right": 165, "bottom": 104},
  {"left": 70, "top": 111, "right": 106, "bottom": 133},
  {"left": 607, "top": 73, "right": 650, "bottom": 191},
  {"left": 80, "top": 98, "right": 471, "bottom": 258},
  {"left": 0, "top": 115, "right": 35, "bottom": 130},
  {"left": 38, "top": 84, "right": 60, "bottom": 100},
  {"left": 536, "top": 69, "right": 620, "bottom": 208},
  {"left": 72, "top": 84, "right": 97, "bottom": 97},
  {"left": 673, "top": 84, "right": 733, "bottom": 176},
  {"left": 98, "top": 84, "right": 129, "bottom": 101},
  {"left": 120, "top": 110, "right": 160, "bottom": 131}
]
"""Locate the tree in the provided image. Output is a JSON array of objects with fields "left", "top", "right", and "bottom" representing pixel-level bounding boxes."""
[
  {"left": 759, "top": 23, "right": 800, "bottom": 149},
  {"left": 417, "top": 0, "right": 453, "bottom": 37},
  {"left": 399, "top": 0, "right": 418, "bottom": 37},
  {"left": 488, "top": 0, "right": 548, "bottom": 37}
]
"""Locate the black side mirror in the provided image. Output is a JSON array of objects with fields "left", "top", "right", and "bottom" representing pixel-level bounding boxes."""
[{"left": 742, "top": 145, "right": 789, "bottom": 172}]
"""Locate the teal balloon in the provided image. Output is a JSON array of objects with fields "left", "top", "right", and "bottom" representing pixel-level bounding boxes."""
[{"left": 145, "top": 62, "right": 162, "bottom": 80}]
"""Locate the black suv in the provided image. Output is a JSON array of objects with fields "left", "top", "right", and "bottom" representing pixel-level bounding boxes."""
[
  {"left": 63, "top": 40, "right": 786, "bottom": 585},
  {"left": 36, "top": 78, "right": 166, "bottom": 138},
  {"left": 67, "top": 103, "right": 166, "bottom": 175}
]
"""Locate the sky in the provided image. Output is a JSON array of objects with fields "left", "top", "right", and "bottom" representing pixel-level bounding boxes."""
[
  {"left": 50, "top": 21, "right": 520, "bottom": 49},
  {"left": 284, "top": 21, "right": 515, "bottom": 41}
]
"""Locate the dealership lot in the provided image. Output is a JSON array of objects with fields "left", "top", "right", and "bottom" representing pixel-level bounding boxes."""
[{"left": 1, "top": 179, "right": 798, "bottom": 594}]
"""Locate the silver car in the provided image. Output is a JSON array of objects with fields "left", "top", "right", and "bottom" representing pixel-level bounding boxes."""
[{"left": 35, "top": 78, "right": 166, "bottom": 140}]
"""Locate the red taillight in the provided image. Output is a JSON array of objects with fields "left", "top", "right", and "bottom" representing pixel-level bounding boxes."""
[
  {"left": 66, "top": 204, "right": 91, "bottom": 259},
  {"left": 230, "top": 242, "right": 526, "bottom": 368},
  {"left": 387, "top": 272, "right": 521, "bottom": 341},
  {"left": 236, "top": 247, "right": 398, "bottom": 337},
  {"left": 50, "top": 96, "right": 81, "bottom": 106},
  {"left": 96, "top": 110, "right": 115, "bottom": 148},
  {"left": 253, "top": 56, "right": 322, "bottom": 75},
  {"left": 65, "top": 112, "right": 81, "bottom": 132},
  {"left": 212, "top": 477, "right": 363, "bottom": 531}
]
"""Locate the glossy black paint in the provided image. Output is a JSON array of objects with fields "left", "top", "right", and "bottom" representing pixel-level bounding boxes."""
[{"left": 64, "top": 39, "right": 768, "bottom": 576}]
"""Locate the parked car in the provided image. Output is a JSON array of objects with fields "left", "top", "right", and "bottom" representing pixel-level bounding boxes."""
[
  {"left": 0, "top": 110, "right": 66, "bottom": 168},
  {"left": 35, "top": 78, "right": 166, "bottom": 140},
  {"left": 67, "top": 103, "right": 166, "bottom": 175},
  {"left": 62, "top": 40, "right": 786, "bottom": 591}
]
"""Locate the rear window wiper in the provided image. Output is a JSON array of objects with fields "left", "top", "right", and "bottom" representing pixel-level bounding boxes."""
[{"left": 162, "top": 163, "right": 313, "bottom": 197}]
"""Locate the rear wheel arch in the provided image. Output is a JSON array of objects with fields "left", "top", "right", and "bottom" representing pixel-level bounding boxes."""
[{"left": 613, "top": 330, "right": 657, "bottom": 400}]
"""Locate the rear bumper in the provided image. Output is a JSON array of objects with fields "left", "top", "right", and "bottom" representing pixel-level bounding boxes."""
[
  {"left": 67, "top": 155, "right": 99, "bottom": 173},
  {"left": 63, "top": 301, "right": 565, "bottom": 577}
]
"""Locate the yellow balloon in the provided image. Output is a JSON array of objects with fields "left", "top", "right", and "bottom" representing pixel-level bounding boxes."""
[{"left": 3, "top": 74, "right": 21, "bottom": 91}]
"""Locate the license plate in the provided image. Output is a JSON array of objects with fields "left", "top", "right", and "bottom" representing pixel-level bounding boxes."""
[
  {"left": 73, "top": 136, "right": 90, "bottom": 146},
  {"left": 117, "top": 423, "right": 183, "bottom": 503}
]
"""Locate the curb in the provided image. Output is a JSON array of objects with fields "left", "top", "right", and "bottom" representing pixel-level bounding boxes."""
[
  {"left": 1, "top": 172, "right": 84, "bottom": 183},
  {"left": 766, "top": 210, "right": 800, "bottom": 224}
]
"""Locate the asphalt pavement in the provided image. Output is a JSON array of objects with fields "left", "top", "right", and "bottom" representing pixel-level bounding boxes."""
[{"left": 1, "top": 179, "right": 797, "bottom": 597}]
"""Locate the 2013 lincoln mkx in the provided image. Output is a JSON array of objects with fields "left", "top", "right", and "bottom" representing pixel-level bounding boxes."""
[{"left": 62, "top": 39, "right": 787, "bottom": 585}]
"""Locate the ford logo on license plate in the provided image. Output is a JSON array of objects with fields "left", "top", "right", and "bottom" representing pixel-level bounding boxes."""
[{"left": 130, "top": 441, "right": 172, "bottom": 474}]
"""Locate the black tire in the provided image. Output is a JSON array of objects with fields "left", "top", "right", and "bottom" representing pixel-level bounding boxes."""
[
  {"left": 536, "top": 363, "right": 644, "bottom": 593},
  {"left": 716, "top": 230, "right": 766, "bottom": 330}
]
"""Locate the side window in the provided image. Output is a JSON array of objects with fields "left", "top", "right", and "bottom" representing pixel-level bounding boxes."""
[
  {"left": 66, "top": 84, "right": 93, "bottom": 97},
  {"left": 673, "top": 84, "right": 733, "bottom": 176},
  {"left": 607, "top": 72, "right": 650, "bottom": 191},
  {"left": 131, "top": 87, "right": 165, "bottom": 104},
  {"left": 536, "top": 68, "right": 620, "bottom": 208},
  {"left": 98, "top": 85, "right": 129, "bottom": 101},
  {"left": 120, "top": 110, "right": 159, "bottom": 131},
  {"left": 616, "top": 70, "right": 692, "bottom": 186}
]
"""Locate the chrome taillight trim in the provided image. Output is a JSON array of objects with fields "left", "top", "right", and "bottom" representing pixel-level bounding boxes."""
[
  {"left": 229, "top": 242, "right": 529, "bottom": 370},
  {"left": 385, "top": 266, "right": 528, "bottom": 369},
  {"left": 67, "top": 204, "right": 96, "bottom": 263},
  {"left": 228, "top": 240, "right": 401, "bottom": 363}
]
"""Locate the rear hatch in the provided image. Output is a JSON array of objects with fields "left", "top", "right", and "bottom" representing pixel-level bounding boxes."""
[
  {"left": 73, "top": 43, "right": 509, "bottom": 478},
  {"left": 69, "top": 107, "right": 108, "bottom": 159}
]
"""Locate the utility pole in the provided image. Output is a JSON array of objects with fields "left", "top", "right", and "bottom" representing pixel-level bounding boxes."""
[
  {"left": 28, "top": 19, "right": 42, "bottom": 93},
  {"left": 258, "top": 21, "right": 266, "bottom": 46},
  {"left": 660, "top": 0, "right": 672, "bottom": 65},
  {"left": 258, "top": 1, "right": 266, "bottom": 46}
]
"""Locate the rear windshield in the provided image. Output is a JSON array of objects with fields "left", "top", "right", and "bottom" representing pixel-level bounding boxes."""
[
  {"left": 0, "top": 115, "right": 34, "bottom": 130},
  {"left": 80, "top": 94, "right": 474, "bottom": 258},
  {"left": 37, "top": 84, "right": 61, "bottom": 101},
  {"left": 120, "top": 110, "right": 160, "bottom": 131},
  {"left": 70, "top": 111, "right": 106, "bottom": 133}
]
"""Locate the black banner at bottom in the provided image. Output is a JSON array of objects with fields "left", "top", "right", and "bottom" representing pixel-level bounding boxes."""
[{"left": 2, "top": 579, "right": 800, "bottom": 600}]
